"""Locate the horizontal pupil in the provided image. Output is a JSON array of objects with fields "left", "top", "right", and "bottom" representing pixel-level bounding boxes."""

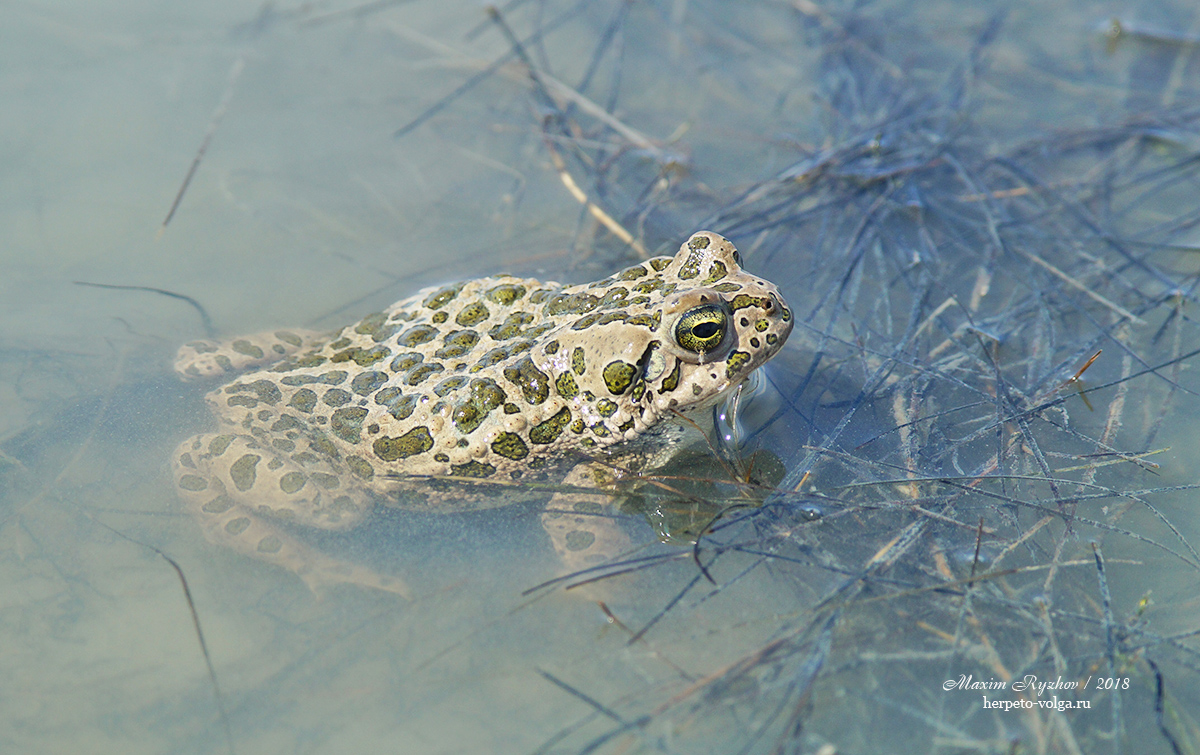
[{"left": 692, "top": 321, "right": 720, "bottom": 339}]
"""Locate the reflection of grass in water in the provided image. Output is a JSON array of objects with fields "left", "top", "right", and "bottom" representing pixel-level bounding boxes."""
[{"left": 476, "top": 1, "right": 1200, "bottom": 752}]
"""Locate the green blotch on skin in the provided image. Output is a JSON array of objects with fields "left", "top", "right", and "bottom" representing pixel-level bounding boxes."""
[
  {"left": 390, "top": 352, "right": 423, "bottom": 373},
  {"left": 659, "top": 361, "right": 681, "bottom": 393},
  {"left": 626, "top": 313, "right": 658, "bottom": 330},
  {"left": 455, "top": 302, "right": 490, "bottom": 327},
  {"left": 701, "top": 260, "right": 728, "bottom": 284},
  {"left": 450, "top": 460, "right": 497, "bottom": 478},
  {"left": 374, "top": 386, "right": 402, "bottom": 407},
  {"left": 725, "top": 350, "right": 751, "bottom": 379},
  {"left": 279, "top": 472, "right": 307, "bottom": 494},
  {"left": 571, "top": 313, "right": 602, "bottom": 330},
  {"left": 351, "top": 371, "right": 387, "bottom": 396},
  {"left": 310, "top": 472, "right": 340, "bottom": 490},
  {"left": 232, "top": 339, "right": 265, "bottom": 358},
  {"left": 435, "top": 330, "right": 480, "bottom": 359},
  {"left": 678, "top": 251, "right": 705, "bottom": 279},
  {"left": 555, "top": 371, "right": 578, "bottom": 399},
  {"left": 564, "top": 530, "right": 596, "bottom": 551},
  {"left": 290, "top": 354, "right": 328, "bottom": 370},
  {"left": 397, "top": 325, "right": 438, "bottom": 347},
  {"left": 309, "top": 431, "right": 339, "bottom": 459},
  {"left": 452, "top": 378, "right": 506, "bottom": 434},
  {"left": 423, "top": 282, "right": 465, "bottom": 310},
  {"left": 490, "top": 432, "right": 529, "bottom": 460},
  {"left": 405, "top": 362, "right": 445, "bottom": 385},
  {"left": 485, "top": 283, "right": 527, "bottom": 305},
  {"left": 331, "top": 345, "right": 391, "bottom": 367},
  {"left": 503, "top": 355, "right": 550, "bottom": 405},
  {"left": 618, "top": 264, "right": 649, "bottom": 281},
  {"left": 330, "top": 407, "right": 369, "bottom": 443},
  {"left": 632, "top": 277, "right": 664, "bottom": 294},
  {"left": 545, "top": 292, "right": 600, "bottom": 316},
  {"left": 373, "top": 426, "right": 434, "bottom": 461},
  {"left": 434, "top": 376, "right": 469, "bottom": 397},
  {"left": 257, "top": 536, "right": 283, "bottom": 554},
  {"left": 275, "top": 331, "right": 304, "bottom": 347},
  {"left": 529, "top": 407, "right": 572, "bottom": 445},
  {"left": 354, "top": 312, "right": 388, "bottom": 336},
  {"left": 270, "top": 414, "right": 305, "bottom": 433},
  {"left": 571, "top": 347, "right": 586, "bottom": 375},
  {"left": 488, "top": 312, "right": 533, "bottom": 340},
  {"left": 322, "top": 388, "right": 352, "bottom": 407},
  {"left": 225, "top": 517, "right": 252, "bottom": 536},
  {"left": 228, "top": 379, "right": 282, "bottom": 406},
  {"left": 201, "top": 495, "right": 234, "bottom": 514},
  {"left": 602, "top": 361, "right": 637, "bottom": 395},
  {"left": 177, "top": 474, "right": 209, "bottom": 492},
  {"left": 472, "top": 347, "right": 509, "bottom": 372},
  {"left": 288, "top": 388, "right": 318, "bottom": 413},
  {"left": 382, "top": 393, "right": 417, "bottom": 420},
  {"left": 229, "top": 454, "right": 261, "bottom": 492},
  {"left": 208, "top": 435, "right": 236, "bottom": 456},
  {"left": 730, "top": 294, "right": 770, "bottom": 311},
  {"left": 597, "top": 287, "right": 629, "bottom": 309}
]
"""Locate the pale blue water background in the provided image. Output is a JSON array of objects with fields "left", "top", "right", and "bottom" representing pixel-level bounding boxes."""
[{"left": 3, "top": 1, "right": 1199, "bottom": 753}]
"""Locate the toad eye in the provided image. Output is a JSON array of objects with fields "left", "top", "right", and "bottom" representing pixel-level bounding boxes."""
[{"left": 675, "top": 303, "right": 729, "bottom": 355}]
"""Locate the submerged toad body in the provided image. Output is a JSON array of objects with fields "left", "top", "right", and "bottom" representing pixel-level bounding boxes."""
[{"left": 172, "top": 231, "right": 792, "bottom": 594}]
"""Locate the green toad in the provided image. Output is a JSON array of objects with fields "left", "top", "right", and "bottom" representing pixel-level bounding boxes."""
[{"left": 172, "top": 231, "right": 793, "bottom": 594}]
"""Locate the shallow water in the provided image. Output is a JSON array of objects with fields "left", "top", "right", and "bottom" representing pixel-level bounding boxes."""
[{"left": 4, "top": 1, "right": 1200, "bottom": 753}]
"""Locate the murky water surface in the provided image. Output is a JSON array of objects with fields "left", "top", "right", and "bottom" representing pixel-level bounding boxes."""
[{"left": 3, "top": 1, "right": 1200, "bottom": 753}]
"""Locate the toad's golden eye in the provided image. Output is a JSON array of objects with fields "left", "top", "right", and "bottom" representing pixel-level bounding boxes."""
[{"left": 675, "top": 303, "right": 729, "bottom": 354}]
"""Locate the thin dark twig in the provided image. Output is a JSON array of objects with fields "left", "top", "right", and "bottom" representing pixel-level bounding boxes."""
[
  {"left": 1092, "top": 542, "right": 1125, "bottom": 754},
  {"left": 92, "top": 522, "right": 235, "bottom": 755},
  {"left": 628, "top": 572, "right": 705, "bottom": 644},
  {"left": 160, "top": 57, "right": 245, "bottom": 237},
  {"left": 393, "top": 0, "right": 586, "bottom": 139},
  {"left": 1145, "top": 658, "right": 1187, "bottom": 755},
  {"left": 73, "top": 281, "right": 216, "bottom": 339}
]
